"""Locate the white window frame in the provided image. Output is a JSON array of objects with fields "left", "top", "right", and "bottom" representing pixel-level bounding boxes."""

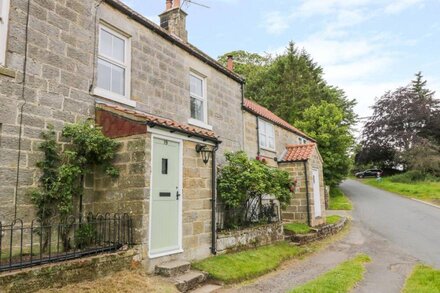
[
  {"left": 188, "top": 71, "right": 212, "bottom": 130},
  {"left": 258, "top": 118, "right": 275, "bottom": 151},
  {"left": 93, "top": 23, "right": 134, "bottom": 107},
  {"left": 0, "top": 0, "right": 11, "bottom": 66}
]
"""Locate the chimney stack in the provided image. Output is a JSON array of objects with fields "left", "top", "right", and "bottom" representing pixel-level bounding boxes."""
[
  {"left": 227, "top": 55, "right": 234, "bottom": 71},
  {"left": 159, "top": 0, "right": 188, "bottom": 42}
]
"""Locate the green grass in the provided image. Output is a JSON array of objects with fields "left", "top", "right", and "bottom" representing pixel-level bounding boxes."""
[
  {"left": 403, "top": 264, "right": 440, "bottom": 293},
  {"left": 328, "top": 187, "right": 353, "bottom": 210},
  {"left": 284, "top": 222, "right": 312, "bottom": 234},
  {"left": 326, "top": 215, "right": 342, "bottom": 225},
  {"left": 289, "top": 254, "right": 372, "bottom": 293},
  {"left": 364, "top": 178, "right": 440, "bottom": 205},
  {"left": 193, "top": 242, "right": 309, "bottom": 283}
]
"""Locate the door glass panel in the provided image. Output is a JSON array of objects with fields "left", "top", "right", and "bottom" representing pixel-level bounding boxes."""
[{"left": 162, "top": 158, "right": 168, "bottom": 175}]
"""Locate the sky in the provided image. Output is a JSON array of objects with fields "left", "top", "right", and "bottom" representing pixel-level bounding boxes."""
[{"left": 122, "top": 0, "right": 440, "bottom": 131}]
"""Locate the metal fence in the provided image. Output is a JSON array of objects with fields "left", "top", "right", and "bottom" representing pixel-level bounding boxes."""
[
  {"left": 0, "top": 213, "right": 133, "bottom": 273},
  {"left": 216, "top": 196, "right": 280, "bottom": 231}
]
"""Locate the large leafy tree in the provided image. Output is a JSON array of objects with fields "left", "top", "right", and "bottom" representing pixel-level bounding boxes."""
[
  {"left": 358, "top": 72, "right": 440, "bottom": 169},
  {"left": 296, "top": 102, "right": 354, "bottom": 186}
]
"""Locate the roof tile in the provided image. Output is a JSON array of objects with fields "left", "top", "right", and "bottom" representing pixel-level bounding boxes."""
[
  {"left": 96, "top": 102, "right": 218, "bottom": 141},
  {"left": 282, "top": 143, "right": 316, "bottom": 162}
]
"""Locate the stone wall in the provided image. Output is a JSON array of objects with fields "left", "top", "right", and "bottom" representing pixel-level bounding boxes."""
[
  {"left": 88, "top": 134, "right": 150, "bottom": 245},
  {"left": 216, "top": 223, "right": 284, "bottom": 254},
  {"left": 286, "top": 217, "right": 348, "bottom": 245},
  {"left": 278, "top": 161, "right": 310, "bottom": 223},
  {"left": 0, "top": 0, "right": 244, "bottom": 224},
  {"left": 0, "top": 250, "right": 140, "bottom": 293}
]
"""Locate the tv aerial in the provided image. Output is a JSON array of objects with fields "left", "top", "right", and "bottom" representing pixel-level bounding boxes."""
[{"left": 181, "top": 0, "right": 210, "bottom": 9}]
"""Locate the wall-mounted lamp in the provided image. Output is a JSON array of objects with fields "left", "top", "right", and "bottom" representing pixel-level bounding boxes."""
[{"left": 195, "top": 144, "right": 212, "bottom": 164}]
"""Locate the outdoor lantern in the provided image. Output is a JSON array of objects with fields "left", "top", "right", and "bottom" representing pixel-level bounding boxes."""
[{"left": 195, "top": 144, "right": 212, "bottom": 164}]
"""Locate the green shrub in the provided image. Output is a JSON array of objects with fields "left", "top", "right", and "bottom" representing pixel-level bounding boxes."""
[
  {"left": 75, "top": 224, "right": 96, "bottom": 249},
  {"left": 389, "top": 170, "right": 439, "bottom": 183}
]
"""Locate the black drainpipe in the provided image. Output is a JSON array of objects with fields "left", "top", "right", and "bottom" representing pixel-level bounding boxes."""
[
  {"left": 210, "top": 143, "right": 219, "bottom": 255},
  {"left": 256, "top": 116, "right": 260, "bottom": 156},
  {"left": 303, "top": 160, "right": 311, "bottom": 226}
]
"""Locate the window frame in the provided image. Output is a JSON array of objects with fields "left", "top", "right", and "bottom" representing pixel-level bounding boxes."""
[
  {"left": 0, "top": 0, "right": 11, "bottom": 66},
  {"left": 258, "top": 118, "right": 276, "bottom": 151},
  {"left": 188, "top": 71, "right": 211, "bottom": 129},
  {"left": 93, "top": 23, "right": 134, "bottom": 107}
]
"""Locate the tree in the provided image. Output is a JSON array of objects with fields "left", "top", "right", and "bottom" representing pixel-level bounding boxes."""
[
  {"left": 359, "top": 72, "right": 440, "bottom": 168},
  {"left": 219, "top": 43, "right": 356, "bottom": 126},
  {"left": 295, "top": 102, "right": 354, "bottom": 186}
]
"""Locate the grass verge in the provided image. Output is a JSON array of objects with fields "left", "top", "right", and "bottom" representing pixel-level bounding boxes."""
[
  {"left": 289, "top": 254, "right": 371, "bottom": 293},
  {"left": 403, "top": 264, "right": 440, "bottom": 293},
  {"left": 364, "top": 178, "right": 440, "bottom": 205},
  {"left": 326, "top": 215, "right": 341, "bottom": 224},
  {"left": 284, "top": 222, "right": 312, "bottom": 234},
  {"left": 193, "top": 242, "right": 310, "bottom": 284},
  {"left": 328, "top": 187, "right": 353, "bottom": 210}
]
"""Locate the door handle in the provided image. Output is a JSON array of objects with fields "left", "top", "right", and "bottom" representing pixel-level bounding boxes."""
[{"left": 176, "top": 190, "right": 181, "bottom": 200}]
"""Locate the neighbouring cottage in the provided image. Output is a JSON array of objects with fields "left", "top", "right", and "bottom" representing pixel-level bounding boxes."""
[
  {"left": 0, "top": 0, "right": 325, "bottom": 274},
  {"left": 242, "top": 99, "right": 326, "bottom": 227}
]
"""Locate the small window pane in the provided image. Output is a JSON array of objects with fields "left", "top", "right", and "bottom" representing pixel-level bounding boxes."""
[
  {"left": 191, "top": 97, "right": 204, "bottom": 121},
  {"left": 112, "top": 65, "right": 125, "bottom": 96},
  {"left": 190, "top": 75, "right": 203, "bottom": 97},
  {"left": 260, "top": 134, "right": 266, "bottom": 148},
  {"left": 162, "top": 158, "right": 168, "bottom": 174},
  {"left": 97, "top": 58, "right": 112, "bottom": 91},
  {"left": 99, "top": 29, "right": 113, "bottom": 58},
  {"left": 113, "top": 35, "right": 125, "bottom": 63}
]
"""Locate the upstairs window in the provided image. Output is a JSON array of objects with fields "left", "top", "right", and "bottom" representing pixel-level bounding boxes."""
[
  {"left": 0, "top": 0, "right": 11, "bottom": 66},
  {"left": 299, "top": 137, "right": 307, "bottom": 144},
  {"left": 95, "top": 23, "right": 133, "bottom": 106},
  {"left": 259, "top": 119, "right": 275, "bottom": 151},
  {"left": 189, "top": 72, "right": 207, "bottom": 123}
]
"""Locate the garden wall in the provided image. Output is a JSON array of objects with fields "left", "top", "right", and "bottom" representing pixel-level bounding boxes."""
[
  {"left": 0, "top": 250, "right": 141, "bottom": 293},
  {"left": 216, "top": 223, "right": 284, "bottom": 254}
]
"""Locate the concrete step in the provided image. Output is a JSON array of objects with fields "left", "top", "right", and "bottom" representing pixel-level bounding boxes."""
[
  {"left": 190, "top": 284, "right": 222, "bottom": 293},
  {"left": 155, "top": 260, "right": 191, "bottom": 277},
  {"left": 174, "top": 270, "right": 207, "bottom": 292}
]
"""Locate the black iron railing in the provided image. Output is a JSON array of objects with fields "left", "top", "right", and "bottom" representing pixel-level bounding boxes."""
[
  {"left": 216, "top": 197, "right": 280, "bottom": 231},
  {"left": 0, "top": 213, "right": 133, "bottom": 273}
]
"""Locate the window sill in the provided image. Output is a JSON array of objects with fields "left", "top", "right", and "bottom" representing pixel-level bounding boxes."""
[
  {"left": 92, "top": 87, "right": 136, "bottom": 108},
  {"left": 0, "top": 65, "right": 16, "bottom": 78},
  {"left": 188, "top": 118, "right": 213, "bottom": 130},
  {"left": 260, "top": 146, "right": 276, "bottom": 153}
]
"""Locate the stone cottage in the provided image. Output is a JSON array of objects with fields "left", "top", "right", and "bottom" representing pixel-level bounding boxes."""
[
  {"left": 0, "top": 0, "right": 325, "bottom": 272},
  {"left": 243, "top": 99, "right": 326, "bottom": 227}
]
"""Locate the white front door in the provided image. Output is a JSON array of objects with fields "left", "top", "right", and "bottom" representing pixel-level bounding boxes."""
[
  {"left": 150, "top": 137, "right": 182, "bottom": 257},
  {"left": 312, "top": 169, "right": 322, "bottom": 218}
]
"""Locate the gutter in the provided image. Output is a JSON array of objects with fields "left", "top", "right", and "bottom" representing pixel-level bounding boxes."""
[
  {"left": 104, "top": 0, "right": 245, "bottom": 84},
  {"left": 210, "top": 143, "right": 219, "bottom": 255}
]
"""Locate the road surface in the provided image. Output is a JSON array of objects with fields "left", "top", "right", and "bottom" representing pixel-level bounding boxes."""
[{"left": 341, "top": 179, "right": 440, "bottom": 267}]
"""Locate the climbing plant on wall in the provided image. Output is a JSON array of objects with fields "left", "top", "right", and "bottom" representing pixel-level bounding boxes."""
[{"left": 31, "top": 121, "right": 120, "bottom": 224}]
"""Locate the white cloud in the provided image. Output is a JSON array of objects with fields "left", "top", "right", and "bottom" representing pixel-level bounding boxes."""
[
  {"left": 263, "top": 11, "right": 291, "bottom": 35},
  {"left": 385, "top": 0, "right": 424, "bottom": 14}
]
